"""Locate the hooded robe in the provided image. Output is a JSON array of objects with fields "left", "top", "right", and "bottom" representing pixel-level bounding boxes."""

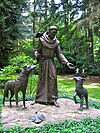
[{"left": 35, "top": 32, "right": 69, "bottom": 104}]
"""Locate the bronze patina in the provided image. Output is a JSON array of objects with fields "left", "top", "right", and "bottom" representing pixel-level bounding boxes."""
[
  {"left": 73, "top": 76, "right": 88, "bottom": 111},
  {"left": 34, "top": 26, "right": 74, "bottom": 107}
]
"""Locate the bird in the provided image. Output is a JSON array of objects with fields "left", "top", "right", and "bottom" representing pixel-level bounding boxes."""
[{"left": 31, "top": 112, "right": 46, "bottom": 124}]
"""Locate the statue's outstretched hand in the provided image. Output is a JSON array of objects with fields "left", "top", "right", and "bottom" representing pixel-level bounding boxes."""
[{"left": 67, "top": 62, "right": 75, "bottom": 70}]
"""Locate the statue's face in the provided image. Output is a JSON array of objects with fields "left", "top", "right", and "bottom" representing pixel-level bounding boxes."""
[
  {"left": 50, "top": 29, "right": 57, "bottom": 35},
  {"left": 48, "top": 29, "right": 57, "bottom": 39}
]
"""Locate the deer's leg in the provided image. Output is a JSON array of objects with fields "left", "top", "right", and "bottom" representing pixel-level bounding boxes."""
[
  {"left": 80, "top": 96, "right": 84, "bottom": 111},
  {"left": 74, "top": 92, "right": 77, "bottom": 104},
  {"left": 85, "top": 95, "right": 88, "bottom": 108}
]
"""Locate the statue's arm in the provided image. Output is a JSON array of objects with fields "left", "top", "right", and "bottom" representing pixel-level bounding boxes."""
[
  {"left": 56, "top": 45, "right": 69, "bottom": 64},
  {"left": 56, "top": 45, "right": 75, "bottom": 69}
]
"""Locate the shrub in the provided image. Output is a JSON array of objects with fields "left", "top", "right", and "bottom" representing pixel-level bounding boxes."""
[
  {"left": 0, "top": 54, "right": 37, "bottom": 75},
  {"left": 88, "top": 62, "right": 100, "bottom": 76}
]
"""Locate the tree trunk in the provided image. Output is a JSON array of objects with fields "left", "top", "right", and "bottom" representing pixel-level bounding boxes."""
[
  {"left": 44, "top": 0, "right": 47, "bottom": 31},
  {"left": 33, "top": 0, "right": 36, "bottom": 45},
  {"left": 88, "top": 20, "right": 94, "bottom": 63},
  {"left": 87, "top": 0, "right": 94, "bottom": 63}
]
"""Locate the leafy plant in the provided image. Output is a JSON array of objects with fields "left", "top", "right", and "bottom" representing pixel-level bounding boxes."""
[
  {"left": 0, "top": 54, "right": 37, "bottom": 76},
  {"left": 88, "top": 62, "right": 100, "bottom": 76}
]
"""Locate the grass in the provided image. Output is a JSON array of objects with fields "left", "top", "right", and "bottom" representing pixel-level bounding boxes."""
[
  {"left": 85, "top": 85, "right": 100, "bottom": 100},
  {"left": 57, "top": 75, "right": 100, "bottom": 100}
]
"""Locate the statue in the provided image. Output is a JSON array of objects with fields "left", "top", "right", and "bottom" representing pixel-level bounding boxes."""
[
  {"left": 30, "top": 112, "right": 46, "bottom": 124},
  {"left": 34, "top": 26, "right": 75, "bottom": 107},
  {"left": 3, "top": 65, "right": 36, "bottom": 108},
  {"left": 73, "top": 76, "right": 89, "bottom": 111}
]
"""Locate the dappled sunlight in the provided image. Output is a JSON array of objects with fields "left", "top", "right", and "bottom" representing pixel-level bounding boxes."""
[
  {"left": 58, "top": 86, "right": 75, "bottom": 95},
  {"left": 59, "top": 87, "right": 75, "bottom": 91},
  {"left": 84, "top": 84, "right": 100, "bottom": 89},
  {"left": 89, "top": 83, "right": 100, "bottom": 86},
  {"left": 58, "top": 75, "right": 74, "bottom": 81}
]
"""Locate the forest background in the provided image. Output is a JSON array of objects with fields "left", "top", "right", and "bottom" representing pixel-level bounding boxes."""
[{"left": 0, "top": 0, "right": 100, "bottom": 76}]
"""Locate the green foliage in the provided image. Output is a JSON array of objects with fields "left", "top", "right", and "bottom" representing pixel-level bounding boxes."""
[
  {"left": 26, "top": 75, "right": 38, "bottom": 96},
  {"left": 0, "top": 54, "right": 36, "bottom": 75},
  {"left": 1, "top": 66, "right": 19, "bottom": 76},
  {"left": 88, "top": 62, "right": 100, "bottom": 76},
  {"left": 15, "top": 40, "right": 34, "bottom": 57},
  {"left": 0, "top": 0, "right": 30, "bottom": 68},
  {"left": 26, "top": 117, "right": 100, "bottom": 133},
  {"left": 88, "top": 98, "right": 100, "bottom": 109}
]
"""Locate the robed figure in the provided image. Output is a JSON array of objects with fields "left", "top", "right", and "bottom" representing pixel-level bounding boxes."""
[{"left": 34, "top": 26, "right": 74, "bottom": 107}]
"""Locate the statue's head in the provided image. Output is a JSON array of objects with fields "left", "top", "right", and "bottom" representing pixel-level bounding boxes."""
[
  {"left": 49, "top": 26, "right": 58, "bottom": 30},
  {"left": 48, "top": 26, "right": 58, "bottom": 39}
]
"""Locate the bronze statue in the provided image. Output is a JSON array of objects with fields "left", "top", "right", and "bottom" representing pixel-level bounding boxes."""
[
  {"left": 30, "top": 112, "right": 46, "bottom": 124},
  {"left": 34, "top": 26, "right": 75, "bottom": 107},
  {"left": 3, "top": 65, "right": 36, "bottom": 108},
  {"left": 73, "top": 76, "right": 88, "bottom": 111}
]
